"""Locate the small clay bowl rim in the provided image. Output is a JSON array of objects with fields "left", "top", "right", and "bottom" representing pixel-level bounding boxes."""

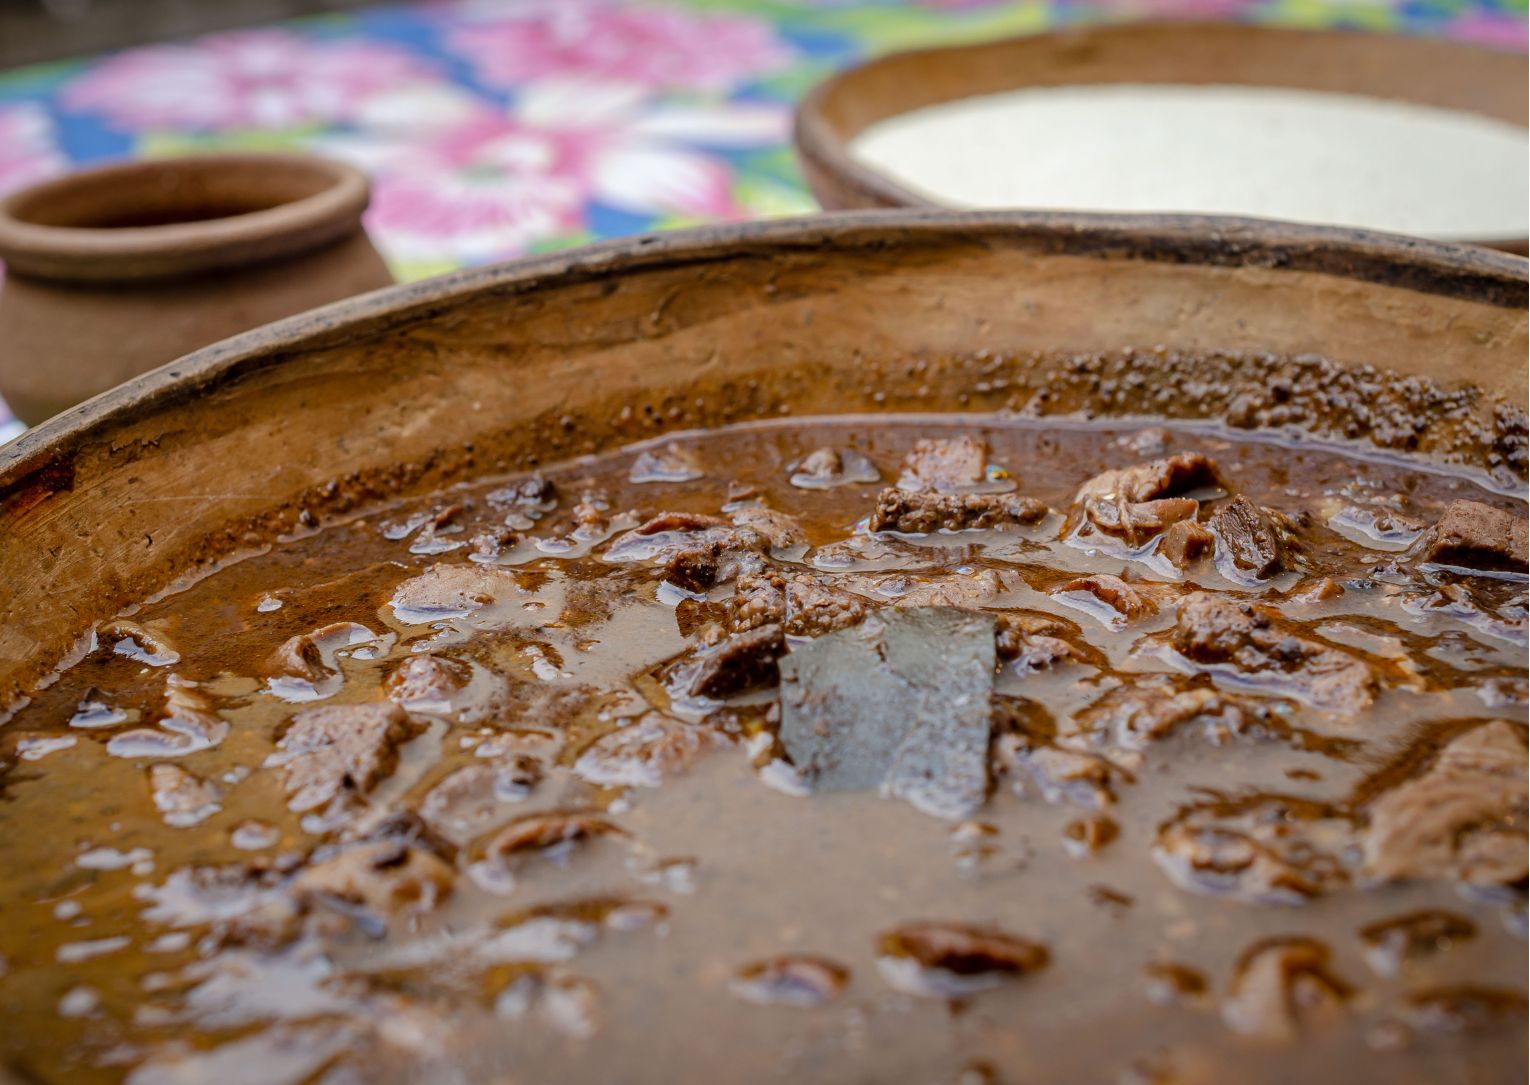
[
  {"left": 0, "top": 153, "right": 370, "bottom": 282},
  {"left": 794, "top": 21, "right": 1530, "bottom": 254}
]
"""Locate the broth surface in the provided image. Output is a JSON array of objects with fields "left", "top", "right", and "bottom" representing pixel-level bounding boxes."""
[{"left": 0, "top": 415, "right": 1525, "bottom": 1084}]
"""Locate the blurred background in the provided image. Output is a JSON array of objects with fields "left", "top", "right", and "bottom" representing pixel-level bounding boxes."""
[{"left": 0, "top": 0, "right": 1525, "bottom": 437}]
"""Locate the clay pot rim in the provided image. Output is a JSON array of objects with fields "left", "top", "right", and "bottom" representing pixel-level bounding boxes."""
[
  {"left": 793, "top": 21, "right": 1530, "bottom": 254},
  {"left": 0, "top": 153, "right": 371, "bottom": 282},
  {"left": 3, "top": 207, "right": 1525, "bottom": 491}
]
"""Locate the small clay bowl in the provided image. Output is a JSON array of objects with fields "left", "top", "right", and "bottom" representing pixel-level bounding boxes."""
[
  {"left": 0, "top": 153, "right": 393, "bottom": 425},
  {"left": 794, "top": 22, "right": 1529, "bottom": 254}
]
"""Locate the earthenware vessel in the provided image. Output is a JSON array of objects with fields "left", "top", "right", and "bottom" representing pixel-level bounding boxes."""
[
  {"left": 794, "top": 23, "right": 1529, "bottom": 254},
  {"left": 0, "top": 153, "right": 393, "bottom": 425},
  {"left": 0, "top": 210, "right": 1524, "bottom": 711}
]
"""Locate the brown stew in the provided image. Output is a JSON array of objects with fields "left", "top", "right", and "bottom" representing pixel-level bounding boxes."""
[{"left": 0, "top": 415, "right": 1525, "bottom": 1084}]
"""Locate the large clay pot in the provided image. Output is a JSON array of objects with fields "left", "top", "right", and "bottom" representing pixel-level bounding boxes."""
[
  {"left": 0, "top": 153, "right": 393, "bottom": 425},
  {"left": 0, "top": 210, "right": 1523, "bottom": 710}
]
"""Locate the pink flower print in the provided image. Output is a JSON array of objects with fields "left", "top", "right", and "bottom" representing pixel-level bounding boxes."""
[
  {"left": 444, "top": 4, "right": 792, "bottom": 93},
  {"left": 1446, "top": 11, "right": 1529, "bottom": 51},
  {"left": 0, "top": 103, "right": 66, "bottom": 196},
  {"left": 60, "top": 30, "right": 439, "bottom": 133},
  {"left": 363, "top": 114, "right": 588, "bottom": 262}
]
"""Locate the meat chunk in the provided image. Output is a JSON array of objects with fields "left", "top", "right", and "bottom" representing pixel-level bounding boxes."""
[
  {"left": 1055, "top": 574, "right": 1160, "bottom": 622},
  {"left": 896, "top": 436, "right": 988, "bottom": 492},
  {"left": 1074, "top": 453, "right": 1222, "bottom": 546},
  {"left": 573, "top": 713, "right": 704, "bottom": 789},
  {"left": 686, "top": 624, "right": 785, "bottom": 699},
  {"left": 629, "top": 442, "right": 703, "bottom": 483},
  {"left": 1172, "top": 593, "right": 1377, "bottom": 713},
  {"left": 730, "top": 571, "right": 870, "bottom": 638},
  {"left": 730, "top": 955, "right": 850, "bottom": 1007},
  {"left": 265, "top": 704, "right": 421, "bottom": 814},
  {"left": 291, "top": 840, "right": 455, "bottom": 923},
  {"left": 1209, "top": 496, "right": 1291, "bottom": 580},
  {"left": 789, "top": 447, "right": 880, "bottom": 490},
  {"left": 869, "top": 489, "right": 1047, "bottom": 533},
  {"left": 420, "top": 758, "right": 542, "bottom": 838},
  {"left": 148, "top": 763, "right": 222, "bottom": 828},
  {"left": 994, "top": 612, "right": 1091, "bottom": 672},
  {"left": 1420, "top": 499, "right": 1529, "bottom": 572},
  {"left": 1078, "top": 453, "right": 1223, "bottom": 505},
  {"left": 136, "top": 859, "right": 304, "bottom": 947},
  {"left": 470, "top": 810, "right": 628, "bottom": 893},
  {"left": 1362, "top": 720, "right": 1528, "bottom": 890},
  {"left": 876, "top": 921, "right": 1048, "bottom": 998},
  {"left": 1154, "top": 794, "right": 1357, "bottom": 904},
  {"left": 1005, "top": 744, "right": 1127, "bottom": 810},
  {"left": 1359, "top": 910, "right": 1476, "bottom": 977},
  {"left": 1071, "top": 677, "right": 1312, "bottom": 753},
  {"left": 1159, "top": 519, "right": 1215, "bottom": 568},
  {"left": 880, "top": 568, "right": 1013, "bottom": 610},
  {"left": 1221, "top": 937, "right": 1353, "bottom": 1042},
  {"left": 486, "top": 476, "right": 556, "bottom": 510},
  {"left": 610, "top": 513, "right": 768, "bottom": 589},
  {"left": 384, "top": 654, "right": 470, "bottom": 709},
  {"left": 1400, "top": 986, "right": 1529, "bottom": 1033},
  {"left": 728, "top": 506, "right": 807, "bottom": 552}
]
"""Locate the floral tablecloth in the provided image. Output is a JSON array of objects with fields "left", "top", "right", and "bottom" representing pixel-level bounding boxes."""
[{"left": 0, "top": 0, "right": 1524, "bottom": 435}]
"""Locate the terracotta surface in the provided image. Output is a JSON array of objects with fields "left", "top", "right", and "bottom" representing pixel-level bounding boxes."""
[
  {"left": 0, "top": 153, "right": 393, "bottom": 425},
  {"left": 794, "top": 22, "right": 1530, "bottom": 254},
  {"left": 0, "top": 210, "right": 1525, "bottom": 714}
]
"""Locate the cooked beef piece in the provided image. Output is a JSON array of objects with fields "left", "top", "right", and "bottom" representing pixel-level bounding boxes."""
[
  {"left": 730, "top": 571, "right": 869, "bottom": 637},
  {"left": 1400, "top": 986, "right": 1529, "bottom": 1033},
  {"left": 148, "top": 764, "right": 222, "bottom": 828},
  {"left": 637, "top": 512, "right": 729, "bottom": 535},
  {"left": 897, "top": 436, "right": 988, "bottom": 492},
  {"left": 137, "top": 859, "right": 305, "bottom": 948},
  {"left": 617, "top": 513, "right": 770, "bottom": 587},
  {"left": 420, "top": 758, "right": 542, "bottom": 838},
  {"left": 1056, "top": 574, "right": 1160, "bottom": 621},
  {"left": 268, "top": 633, "right": 331, "bottom": 684},
  {"left": 881, "top": 568, "right": 1013, "bottom": 609},
  {"left": 779, "top": 608, "right": 996, "bottom": 820},
  {"left": 1077, "top": 453, "right": 1223, "bottom": 505},
  {"left": 1074, "top": 453, "right": 1223, "bottom": 546},
  {"left": 1160, "top": 519, "right": 1215, "bottom": 568},
  {"left": 487, "top": 476, "right": 556, "bottom": 509},
  {"left": 1085, "top": 497, "right": 1200, "bottom": 546},
  {"left": 573, "top": 712, "right": 704, "bottom": 789},
  {"left": 1172, "top": 593, "right": 1377, "bottom": 713},
  {"left": 1362, "top": 720, "right": 1528, "bottom": 890},
  {"left": 471, "top": 529, "right": 521, "bottom": 559},
  {"left": 1209, "top": 496, "right": 1290, "bottom": 579},
  {"left": 291, "top": 840, "right": 455, "bottom": 922},
  {"left": 265, "top": 704, "right": 421, "bottom": 814},
  {"left": 1221, "top": 937, "right": 1353, "bottom": 1042},
  {"left": 687, "top": 624, "right": 786, "bottom": 699},
  {"left": 385, "top": 654, "right": 471, "bottom": 709},
  {"left": 729, "top": 506, "right": 807, "bottom": 551},
  {"left": 730, "top": 955, "right": 851, "bottom": 1007},
  {"left": 1071, "top": 677, "right": 1315, "bottom": 753},
  {"left": 994, "top": 611, "right": 1092, "bottom": 671},
  {"left": 630, "top": 442, "right": 704, "bottom": 483},
  {"left": 877, "top": 921, "right": 1048, "bottom": 997},
  {"left": 1359, "top": 910, "right": 1477, "bottom": 977},
  {"left": 1154, "top": 794, "right": 1357, "bottom": 904},
  {"left": 870, "top": 489, "right": 1047, "bottom": 533},
  {"left": 1004, "top": 744, "right": 1128, "bottom": 810},
  {"left": 664, "top": 547, "right": 722, "bottom": 593},
  {"left": 1420, "top": 499, "right": 1529, "bottom": 572}
]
